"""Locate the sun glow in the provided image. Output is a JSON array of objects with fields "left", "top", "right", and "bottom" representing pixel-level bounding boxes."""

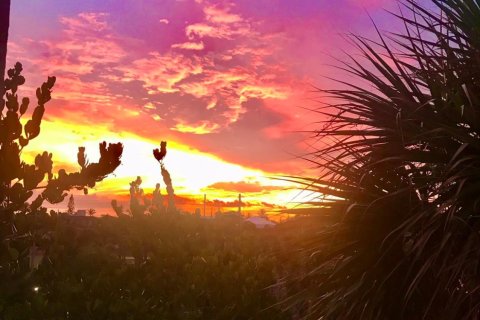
[{"left": 21, "top": 117, "right": 299, "bottom": 212}]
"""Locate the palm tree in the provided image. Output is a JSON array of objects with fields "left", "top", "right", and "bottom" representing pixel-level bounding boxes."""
[{"left": 288, "top": 0, "right": 480, "bottom": 318}]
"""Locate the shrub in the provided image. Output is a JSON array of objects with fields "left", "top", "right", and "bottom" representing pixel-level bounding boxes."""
[{"left": 288, "top": 1, "right": 480, "bottom": 318}]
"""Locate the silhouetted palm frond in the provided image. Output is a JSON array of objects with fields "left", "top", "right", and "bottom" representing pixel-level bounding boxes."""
[{"left": 291, "top": 1, "right": 480, "bottom": 318}]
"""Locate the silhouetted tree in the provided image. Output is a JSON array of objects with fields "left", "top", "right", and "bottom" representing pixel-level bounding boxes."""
[
  {"left": 0, "top": 3, "right": 123, "bottom": 297},
  {"left": 67, "top": 195, "right": 75, "bottom": 215},
  {"left": 0, "top": 62, "right": 123, "bottom": 277},
  {"left": 160, "top": 165, "right": 175, "bottom": 212}
]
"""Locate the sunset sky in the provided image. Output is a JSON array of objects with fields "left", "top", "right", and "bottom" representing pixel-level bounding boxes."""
[{"left": 7, "top": 0, "right": 411, "bottom": 214}]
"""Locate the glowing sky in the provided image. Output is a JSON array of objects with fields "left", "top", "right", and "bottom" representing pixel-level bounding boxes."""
[{"left": 7, "top": 0, "right": 408, "bottom": 214}]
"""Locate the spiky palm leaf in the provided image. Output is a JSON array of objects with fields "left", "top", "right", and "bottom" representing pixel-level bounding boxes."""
[{"left": 291, "top": 0, "right": 480, "bottom": 318}]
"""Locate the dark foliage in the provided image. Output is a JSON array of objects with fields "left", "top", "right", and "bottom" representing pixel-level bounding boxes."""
[
  {"left": 0, "top": 212, "right": 290, "bottom": 320},
  {"left": 286, "top": 0, "right": 480, "bottom": 319},
  {"left": 0, "top": 63, "right": 123, "bottom": 285}
]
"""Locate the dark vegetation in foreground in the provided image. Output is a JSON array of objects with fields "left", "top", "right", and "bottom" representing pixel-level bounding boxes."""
[
  {"left": 0, "top": 209, "right": 333, "bottom": 319},
  {"left": 2, "top": 0, "right": 480, "bottom": 319},
  {"left": 285, "top": 0, "right": 480, "bottom": 319}
]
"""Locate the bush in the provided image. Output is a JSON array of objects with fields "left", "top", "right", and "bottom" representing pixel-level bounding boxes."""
[{"left": 288, "top": 1, "right": 480, "bottom": 318}]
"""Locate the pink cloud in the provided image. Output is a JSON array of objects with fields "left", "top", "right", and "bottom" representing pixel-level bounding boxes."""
[
  {"left": 112, "top": 0, "right": 298, "bottom": 132},
  {"left": 118, "top": 52, "right": 204, "bottom": 93},
  {"left": 60, "top": 12, "right": 109, "bottom": 33},
  {"left": 41, "top": 13, "right": 126, "bottom": 76},
  {"left": 17, "top": 3, "right": 300, "bottom": 140},
  {"left": 185, "top": 2, "right": 250, "bottom": 40},
  {"left": 171, "top": 41, "right": 205, "bottom": 50},
  {"left": 203, "top": 4, "right": 243, "bottom": 24},
  {"left": 9, "top": 1, "right": 314, "bottom": 174}
]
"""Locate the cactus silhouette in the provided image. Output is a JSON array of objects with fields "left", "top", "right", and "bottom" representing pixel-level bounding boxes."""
[
  {"left": 111, "top": 199, "right": 128, "bottom": 218},
  {"left": 0, "top": 62, "right": 123, "bottom": 264},
  {"left": 153, "top": 141, "right": 167, "bottom": 162},
  {"left": 161, "top": 164, "right": 175, "bottom": 212},
  {"left": 111, "top": 177, "right": 165, "bottom": 218},
  {"left": 67, "top": 194, "right": 75, "bottom": 215},
  {"left": 153, "top": 141, "right": 175, "bottom": 212},
  {"left": 128, "top": 176, "right": 148, "bottom": 217},
  {"left": 152, "top": 182, "right": 164, "bottom": 212}
]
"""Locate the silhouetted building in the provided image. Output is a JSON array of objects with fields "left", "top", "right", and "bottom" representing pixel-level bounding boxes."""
[
  {"left": 75, "top": 209, "right": 87, "bottom": 216},
  {"left": 245, "top": 216, "right": 276, "bottom": 229}
]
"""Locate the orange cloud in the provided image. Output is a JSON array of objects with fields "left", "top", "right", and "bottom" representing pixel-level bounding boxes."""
[
  {"left": 172, "top": 120, "right": 220, "bottom": 134},
  {"left": 205, "top": 181, "right": 290, "bottom": 193}
]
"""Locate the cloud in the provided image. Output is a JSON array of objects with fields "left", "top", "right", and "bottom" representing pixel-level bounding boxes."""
[
  {"left": 172, "top": 120, "right": 220, "bottom": 134},
  {"left": 176, "top": 98, "right": 307, "bottom": 174},
  {"left": 206, "top": 181, "right": 289, "bottom": 193},
  {"left": 185, "top": 3, "right": 248, "bottom": 40},
  {"left": 10, "top": 1, "right": 310, "bottom": 174},
  {"left": 7, "top": 0, "right": 419, "bottom": 213},
  {"left": 203, "top": 4, "right": 243, "bottom": 24},
  {"left": 171, "top": 41, "right": 205, "bottom": 50},
  {"left": 43, "top": 13, "right": 126, "bottom": 75},
  {"left": 119, "top": 51, "right": 203, "bottom": 94},
  {"left": 111, "top": 0, "right": 296, "bottom": 135},
  {"left": 16, "top": 12, "right": 131, "bottom": 118}
]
